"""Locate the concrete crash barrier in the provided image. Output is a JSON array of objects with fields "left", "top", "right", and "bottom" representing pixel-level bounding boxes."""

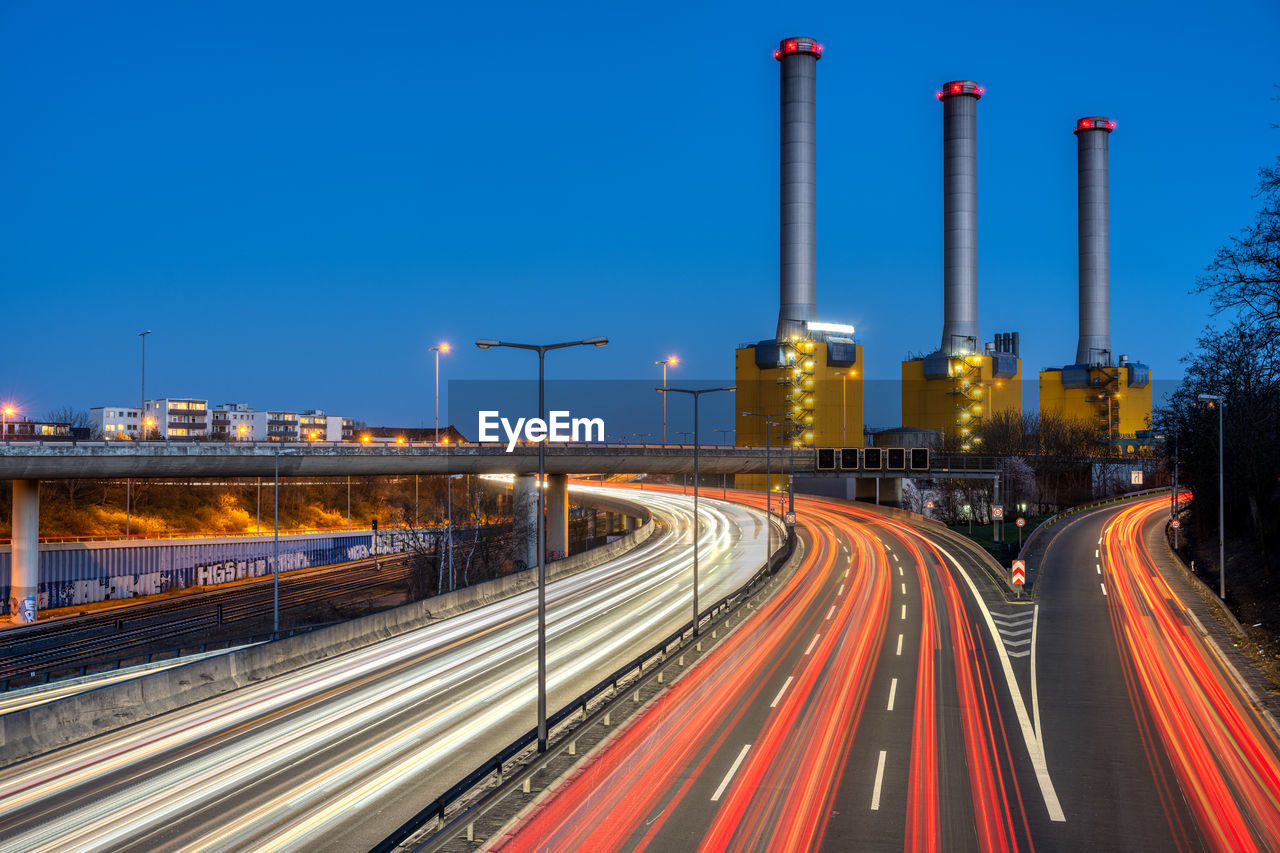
[{"left": 0, "top": 517, "right": 656, "bottom": 767}]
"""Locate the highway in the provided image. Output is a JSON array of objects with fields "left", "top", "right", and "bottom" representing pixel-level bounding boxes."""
[
  {"left": 489, "top": 493, "right": 1062, "bottom": 852},
  {"left": 489, "top": 492, "right": 1280, "bottom": 852},
  {"left": 1035, "top": 495, "right": 1280, "bottom": 852},
  {"left": 0, "top": 486, "right": 778, "bottom": 852}
]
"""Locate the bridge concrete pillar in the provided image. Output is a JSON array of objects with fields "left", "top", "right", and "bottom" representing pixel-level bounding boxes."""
[
  {"left": 606, "top": 512, "right": 616, "bottom": 534},
  {"left": 586, "top": 510, "right": 597, "bottom": 540},
  {"left": 10, "top": 479, "right": 39, "bottom": 624},
  {"left": 879, "top": 478, "right": 903, "bottom": 508},
  {"left": 623, "top": 515, "right": 634, "bottom": 533},
  {"left": 512, "top": 474, "right": 538, "bottom": 570},
  {"left": 854, "top": 478, "right": 877, "bottom": 502},
  {"left": 546, "top": 474, "right": 569, "bottom": 560}
]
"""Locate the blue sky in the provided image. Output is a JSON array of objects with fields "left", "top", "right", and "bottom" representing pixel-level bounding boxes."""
[{"left": 2, "top": 0, "right": 1276, "bottom": 432}]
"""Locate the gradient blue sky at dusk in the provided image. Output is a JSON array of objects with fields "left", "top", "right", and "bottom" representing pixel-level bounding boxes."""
[{"left": 2, "top": 1, "right": 1276, "bottom": 432}]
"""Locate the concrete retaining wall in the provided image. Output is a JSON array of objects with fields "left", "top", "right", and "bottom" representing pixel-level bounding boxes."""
[{"left": 0, "top": 518, "right": 656, "bottom": 766}]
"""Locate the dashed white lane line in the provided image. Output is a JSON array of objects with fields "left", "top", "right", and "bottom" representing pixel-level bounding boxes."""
[
  {"left": 712, "top": 744, "right": 752, "bottom": 801},
  {"left": 897, "top": 565, "right": 903, "bottom": 577},
  {"left": 887, "top": 678, "right": 898, "bottom": 711},
  {"left": 826, "top": 605, "right": 836, "bottom": 621},
  {"left": 892, "top": 554, "right": 899, "bottom": 563},
  {"left": 1095, "top": 549, "right": 1099, "bottom": 558},
  {"left": 901, "top": 583, "right": 906, "bottom": 595},
  {"left": 1100, "top": 584, "right": 1108, "bottom": 597},
  {"left": 837, "top": 584, "right": 844, "bottom": 596},
  {"left": 1096, "top": 563, "right": 1101, "bottom": 574},
  {"left": 770, "top": 676, "right": 794, "bottom": 708},
  {"left": 896, "top": 634, "right": 903, "bottom": 655},
  {"left": 900, "top": 604, "right": 906, "bottom": 620},
  {"left": 805, "top": 634, "right": 821, "bottom": 655},
  {"left": 870, "top": 750, "right": 887, "bottom": 810}
]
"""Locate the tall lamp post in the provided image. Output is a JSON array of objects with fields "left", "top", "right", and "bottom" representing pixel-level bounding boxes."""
[
  {"left": 2, "top": 405, "right": 15, "bottom": 441},
  {"left": 743, "top": 411, "right": 787, "bottom": 558},
  {"left": 658, "top": 386, "right": 734, "bottom": 637},
  {"left": 655, "top": 357, "right": 678, "bottom": 445},
  {"left": 431, "top": 343, "right": 450, "bottom": 443},
  {"left": 273, "top": 447, "right": 298, "bottom": 637},
  {"left": 1198, "top": 393, "right": 1226, "bottom": 600},
  {"left": 714, "top": 427, "right": 734, "bottom": 498},
  {"left": 138, "top": 331, "right": 151, "bottom": 441},
  {"left": 476, "top": 335, "right": 608, "bottom": 752}
]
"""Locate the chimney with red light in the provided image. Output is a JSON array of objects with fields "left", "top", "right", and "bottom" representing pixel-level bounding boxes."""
[
  {"left": 1075, "top": 116, "right": 1114, "bottom": 366},
  {"left": 776, "top": 36, "right": 822, "bottom": 340},
  {"left": 938, "top": 80, "right": 983, "bottom": 355}
]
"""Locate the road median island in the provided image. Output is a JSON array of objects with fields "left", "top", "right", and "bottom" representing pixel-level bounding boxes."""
[{"left": 0, "top": 510, "right": 658, "bottom": 767}]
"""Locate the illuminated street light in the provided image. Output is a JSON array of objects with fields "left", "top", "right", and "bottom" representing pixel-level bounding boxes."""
[
  {"left": 2, "top": 405, "right": 15, "bottom": 441},
  {"left": 658, "top": 385, "right": 735, "bottom": 637},
  {"left": 1198, "top": 393, "right": 1226, "bottom": 600},
  {"left": 655, "top": 356, "right": 678, "bottom": 445},
  {"left": 475, "top": 334, "right": 608, "bottom": 753},
  {"left": 430, "top": 343, "right": 450, "bottom": 444}
]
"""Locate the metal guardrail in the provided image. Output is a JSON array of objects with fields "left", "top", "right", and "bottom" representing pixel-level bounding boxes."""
[
  {"left": 1017, "top": 487, "right": 1174, "bottom": 564},
  {"left": 370, "top": 526, "right": 797, "bottom": 853}
]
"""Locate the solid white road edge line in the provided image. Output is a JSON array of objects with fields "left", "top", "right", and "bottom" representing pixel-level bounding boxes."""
[
  {"left": 1030, "top": 604, "right": 1041, "bottom": 742},
  {"left": 870, "top": 750, "right": 887, "bottom": 810},
  {"left": 711, "top": 744, "right": 752, "bottom": 801},
  {"left": 932, "top": 538, "right": 1066, "bottom": 822}
]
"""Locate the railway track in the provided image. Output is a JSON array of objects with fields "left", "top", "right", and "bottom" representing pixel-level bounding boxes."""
[{"left": 0, "top": 554, "right": 412, "bottom": 690}]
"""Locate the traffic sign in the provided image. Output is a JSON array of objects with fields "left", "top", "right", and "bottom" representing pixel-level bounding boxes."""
[
  {"left": 784, "top": 512, "right": 796, "bottom": 525},
  {"left": 991, "top": 506, "right": 1004, "bottom": 520},
  {"left": 1131, "top": 470, "right": 1144, "bottom": 485},
  {"left": 924, "top": 499, "right": 935, "bottom": 510},
  {"left": 1011, "top": 559, "right": 1026, "bottom": 585},
  {"left": 1016, "top": 517, "right": 1025, "bottom": 528},
  {"left": 1171, "top": 519, "right": 1181, "bottom": 529}
]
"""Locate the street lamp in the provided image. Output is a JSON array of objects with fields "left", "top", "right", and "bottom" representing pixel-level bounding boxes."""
[
  {"left": 430, "top": 343, "right": 450, "bottom": 444},
  {"left": 658, "top": 386, "right": 735, "bottom": 637},
  {"left": 655, "top": 356, "right": 678, "bottom": 445},
  {"left": 274, "top": 447, "right": 298, "bottom": 637},
  {"left": 476, "top": 335, "right": 608, "bottom": 752},
  {"left": 1198, "top": 393, "right": 1226, "bottom": 600},
  {"left": 138, "top": 331, "right": 151, "bottom": 441},
  {"left": 743, "top": 411, "right": 787, "bottom": 559},
  {"left": 2, "top": 405, "right": 15, "bottom": 441}
]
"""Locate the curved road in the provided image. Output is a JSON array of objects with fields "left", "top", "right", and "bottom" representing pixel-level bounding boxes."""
[
  {"left": 0, "top": 486, "right": 778, "bottom": 852},
  {"left": 490, "top": 493, "right": 1280, "bottom": 852}
]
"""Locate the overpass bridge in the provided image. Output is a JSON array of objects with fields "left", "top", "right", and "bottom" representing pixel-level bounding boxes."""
[{"left": 0, "top": 440, "right": 1002, "bottom": 623}]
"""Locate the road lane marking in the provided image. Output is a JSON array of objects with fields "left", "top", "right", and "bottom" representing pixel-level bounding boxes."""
[
  {"left": 826, "top": 606, "right": 835, "bottom": 621},
  {"left": 931, "top": 538, "right": 1066, "bottom": 821},
  {"left": 1095, "top": 549, "right": 1099, "bottom": 558},
  {"left": 892, "top": 554, "right": 899, "bottom": 562},
  {"left": 896, "top": 634, "right": 903, "bottom": 655},
  {"left": 837, "top": 584, "right": 844, "bottom": 596},
  {"left": 712, "top": 744, "right": 752, "bottom": 801},
  {"left": 897, "top": 565, "right": 903, "bottom": 577},
  {"left": 770, "top": 676, "right": 794, "bottom": 708},
  {"left": 887, "top": 678, "right": 898, "bottom": 711},
  {"left": 1030, "top": 605, "right": 1041, "bottom": 739},
  {"left": 901, "top": 583, "right": 906, "bottom": 595},
  {"left": 1100, "top": 584, "right": 1107, "bottom": 596},
  {"left": 805, "top": 634, "right": 821, "bottom": 655},
  {"left": 1096, "top": 564, "right": 1101, "bottom": 574},
  {"left": 870, "top": 751, "right": 887, "bottom": 810},
  {"left": 901, "top": 604, "right": 906, "bottom": 620}
]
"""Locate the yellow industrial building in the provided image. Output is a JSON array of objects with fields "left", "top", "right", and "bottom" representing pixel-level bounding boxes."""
[
  {"left": 901, "top": 347, "right": 1022, "bottom": 449},
  {"left": 735, "top": 332, "right": 863, "bottom": 492},
  {"left": 1038, "top": 362, "right": 1153, "bottom": 446}
]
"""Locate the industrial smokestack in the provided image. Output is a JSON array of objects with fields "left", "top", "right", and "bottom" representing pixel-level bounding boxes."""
[
  {"left": 938, "top": 80, "right": 983, "bottom": 354},
  {"left": 1075, "top": 116, "right": 1115, "bottom": 366},
  {"left": 776, "top": 36, "right": 822, "bottom": 340}
]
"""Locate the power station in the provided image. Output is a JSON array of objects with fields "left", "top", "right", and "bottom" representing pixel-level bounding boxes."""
[
  {"left": 1038, "top": 118, "right": 1153, "bottom": 443},
  {"left": 735, "top": 37, "right": 864, "bottom": 493},
  {"left": 734, "top": 38, "right": 1153, "bottom": 481},
  {"left": 900, "top": 81, "right": 1022, "bottom": 447}
]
